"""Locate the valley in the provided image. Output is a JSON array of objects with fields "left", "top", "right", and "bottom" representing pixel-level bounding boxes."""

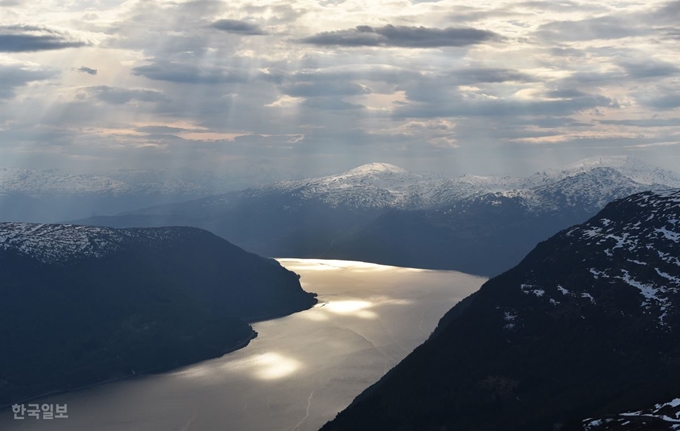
[{"left": 0, "top": 259, "right": 485, "bottom": 431}]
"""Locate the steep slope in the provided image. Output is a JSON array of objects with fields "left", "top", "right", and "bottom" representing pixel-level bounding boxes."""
[
  {"left": 0, "top": 223, "right": 316, "bottom": 405},
  {"left": 322, "top": 190, "right": 680, "bottom": 431}
]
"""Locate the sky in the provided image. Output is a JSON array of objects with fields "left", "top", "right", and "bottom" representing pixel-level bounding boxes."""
[{"left": 0, "top": 0, "right": 678, "bottom": 178}]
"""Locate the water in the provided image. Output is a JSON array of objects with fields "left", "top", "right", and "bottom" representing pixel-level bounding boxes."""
[{"left": 0, "top": 259, "right": 485, "bottom": 431}]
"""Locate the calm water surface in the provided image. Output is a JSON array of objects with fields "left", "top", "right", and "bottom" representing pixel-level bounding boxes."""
[{"left": 0, "top": 259, "right": 485, "bottom": 431}]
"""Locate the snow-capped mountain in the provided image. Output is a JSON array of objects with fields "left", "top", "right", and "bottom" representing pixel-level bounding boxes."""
[
  {"left": 526, "top": 155, "right": 680, "bottom": 189},
  {"left": 0, "top": 222, "right": 194, "bottom": 265},
  {"left": 0, "top": 166, "right": 297, "bottom": 222},
  {"left": 326, "top": 164, "right": 673, "bottom": 276},
  {"left": 564, "top": 155, "right": 680, "bottom": 187},
  {"left": 322, "top": 189, "right": 680, "bottom": 431},
  {"left": 72, "top": 156, "right": 680, "bottom": 275},
  {"left": 186, "top": 156, "right": 679, "bottom": 213},
  {"left": 0, "top": 222, "right": 315, "bottom": 406}
]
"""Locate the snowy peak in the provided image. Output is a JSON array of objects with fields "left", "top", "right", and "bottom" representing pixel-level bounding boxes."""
[
  {"left": 566, "top": 155, "right": 638, "bottom": 170},
  {"left": 564, "top": 155, "right": 680, "bottom": 187},
  {"left": 512, "top": 189, "right": 680, "bottom": 328},
  {"left": 0, "top": 222, "right": 203, "bottom": 265},
  {"left": 340, "top": 163, "right": 410, "bottom": 177}
]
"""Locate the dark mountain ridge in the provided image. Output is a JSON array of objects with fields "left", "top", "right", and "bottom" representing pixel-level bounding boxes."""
[
  {"left": 322, "top": 189, "right": 680, "bottom": 431},
  {"left": 0, "top": 223, "right": 317, "bottom": 406}
]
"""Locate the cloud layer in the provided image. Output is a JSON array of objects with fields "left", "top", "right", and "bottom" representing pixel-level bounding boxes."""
[
  {"left": 299, "top": 25, "right": 499, "bottom": 47},
  {"left": 0, "top": 0, "right": 678, "bottom": 177}
]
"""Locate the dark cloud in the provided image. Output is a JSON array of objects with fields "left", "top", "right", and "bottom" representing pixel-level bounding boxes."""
[
  {"left": 632, "top": 85, "right": 680, "bottom": 110},
  {"left": 451, "top": 68, "right": 536, "bottom": 84},
  {"left": 0, "top": 63, "right": 58, "bottom": 99},
  {"left": 298, "top": 25, "right": 499, "bottom": 48},
  {"left": 86, "top": 86, "right": 166, "bottom": 105},
  {"left": 649, "top": 1, "right": 680, "bottom": 25},
  {"left": 0, "top": 25, "right": 88, "bottom": 52},
  {"left": 619, "top": 60, "right": 680, "bottom": 79},
  {"left": 132, "top": 62, "right": 249, "bottom": 84},
  {"left": 78, "top": 66, "right": 98, "bottom": 75},
  {"left": 211, "top": 19, "right": 267, "bottom": 35}
]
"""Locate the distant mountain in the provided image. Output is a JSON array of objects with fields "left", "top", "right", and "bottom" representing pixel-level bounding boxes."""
[
  {"left": 0, "top": 223, "right": 316, "bottom": 405},
  {"left": 0, "top": 164, "right": 297, "bottom": 223},
  {"left": 330, "top": 166, "right": 659, "bottom": 276},
  {"left": 321, "top": 189, "right": 680, "bottom": 431},
  {"left": 72, "top": 156, "right": 679, "bottom": 275}
]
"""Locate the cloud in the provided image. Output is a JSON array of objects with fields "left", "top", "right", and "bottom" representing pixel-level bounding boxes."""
[
  {"left": 598, "top": 118, "right": 680, "bottom": 128},
  {"left": 451, "top": 68, "right": 536, "bottom": 84},
  {"left": 132, "top": 62, "right": 249, "bottom": 84},
  {"left": 535, "top": 16, "right": 649, "bottom": 41},
  {"left": 0, "top": 25, "right": 88, "bottom": 52},
  {"left": 78, "top": 66, "right": 98, "bottom": 75},
  {"left": 298, "top": 25, "right": 499, "bottom": 48},
  {"left": 134, "top": 125, "right": 187, "bottom": 134},
  {"left": 393, "top": 92, "right": 617, "bottom": 118},
  {"left": 86, "top": 86, "right": 167, "bottom": 105},
  {"left": 634, "top": 86, "right": 680, "bottom": 110},
  {"left": 280, "top": 81, "right": 370, "bottom": 97},
  {"left": 0, "top": 62, "right": 58, "bottom": 99},
  {"left": 301, "top": 97, "right": 364, "bottom": 110},
  {"left": 211, "top": 19, "right": 267, "bottom": 35},
  {"left": 619, "top": 60, "right": 680, "bottom": 79}
]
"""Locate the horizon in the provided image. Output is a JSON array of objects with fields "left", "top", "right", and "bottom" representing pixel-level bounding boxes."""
[{"left": 1, "top": 154, "right": 679, "bottom": 184}]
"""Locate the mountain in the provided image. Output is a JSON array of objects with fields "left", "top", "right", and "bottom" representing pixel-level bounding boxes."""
[
  {"left": 72, "top": 157, "right": 679, "bottom": 275},
  {"left": 578, "top": 398, "right": 680, "bottom": 430},
  {"left": 70, "top": 163, "right": 447, "bottom": 257},
  {"left": 321, "top": 189, "right": 680, "bottom": 431},
  {"left": 329, "top": 166, "right": 658, "bottom": 276},
  {"left": 0, "top": 164, "right": 297, "bottom": 223},
  {"left": 0, "top": 223, "right": 316, "bottom": 406}
]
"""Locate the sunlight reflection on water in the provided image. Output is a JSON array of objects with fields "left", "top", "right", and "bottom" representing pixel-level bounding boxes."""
[{"left": 0, "top": 259, "right": 487, "bottom": 431}]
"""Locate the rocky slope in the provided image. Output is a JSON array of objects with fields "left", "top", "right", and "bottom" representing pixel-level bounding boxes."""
[{"left": 322, "top": 190, "right": 680, "bottom": 431}]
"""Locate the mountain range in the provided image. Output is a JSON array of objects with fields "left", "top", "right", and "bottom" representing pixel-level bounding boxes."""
[
  {"left": 0, "top": 222, "right": 316, "bottom": 406},
  {"left": 72, "top": 156, "right": 680, "bottom": 276},
  {"left": 321, "top": 189, "right": 680, "bottom": 431},
  {"left": 0, "top": 163, "right": 298, "bottom": 223}
]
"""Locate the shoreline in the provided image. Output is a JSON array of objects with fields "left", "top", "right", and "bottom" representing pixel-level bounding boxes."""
[{"left": 0, "top": 330, "right": 259, "bottom": 410}]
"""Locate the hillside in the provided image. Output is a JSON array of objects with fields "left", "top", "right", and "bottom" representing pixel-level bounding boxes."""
[
  {"left": 0, "top": 223, "right": 316, "bottom": 406},
  {"left": 322, "top": 189, "right": 680, "bottom": 431}
]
